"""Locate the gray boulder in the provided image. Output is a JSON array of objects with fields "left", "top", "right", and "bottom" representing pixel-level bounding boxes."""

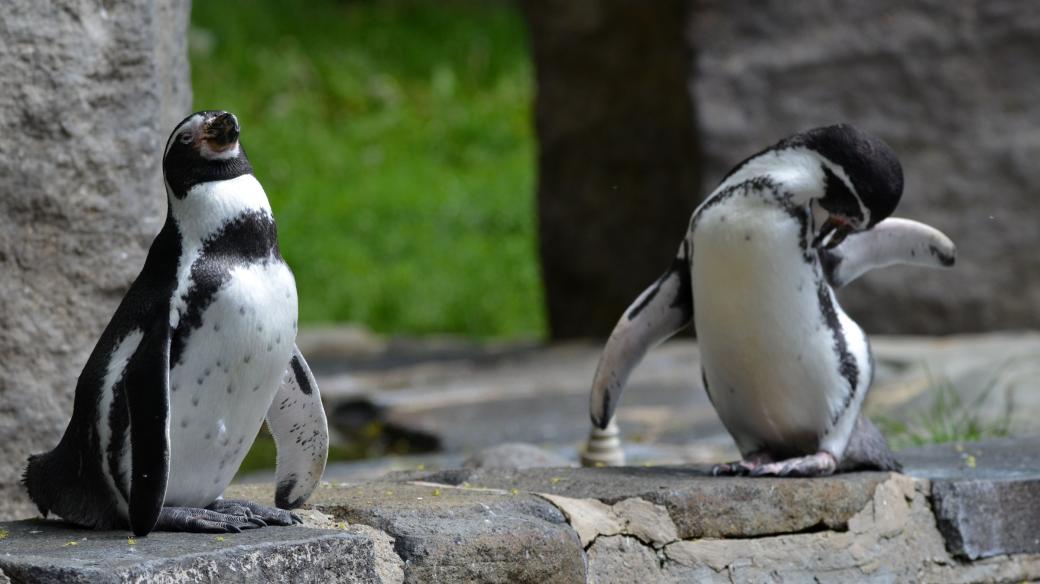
[{"left": 0, "top": 0, "right": 191, "bottom": 520}]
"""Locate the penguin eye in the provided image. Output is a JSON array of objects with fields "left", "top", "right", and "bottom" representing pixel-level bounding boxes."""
[{"left": 178, "top": 131, "right": 193, "bottom": 145}]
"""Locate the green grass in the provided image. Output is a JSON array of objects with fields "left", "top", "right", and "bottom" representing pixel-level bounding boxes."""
[
  {"left": 190, "top": 0, "right": 543, "bottom": 338},
  {"left": 877, "top": 367, "right": 1014, "bottom": 450}
]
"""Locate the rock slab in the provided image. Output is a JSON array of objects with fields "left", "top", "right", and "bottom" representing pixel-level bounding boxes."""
[
  {"left": 232, "top": 481, "right": 587, "bottom": 584},
  {"left": 6, "top": 438, "right": 1040, "bottom": 584},
  {"left": 0, "top": 521, "right": 382, "bottom": 584},
  {"left": 0, "top": 0, "right": 192, "bottom": 520},
  {"left": 901, "top": 437, "right": 1040, "bottom": 560}
]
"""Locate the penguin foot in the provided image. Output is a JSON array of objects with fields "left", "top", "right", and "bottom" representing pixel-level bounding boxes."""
[
  {"left": 749, "top": 451, "right": 837, "bottom": 477},
  {"left": 711, "top": 451, "right": 774, "bottom": 476},
  {"left": 207, "top": 499, "right": 302, "bottom": 527},
  {"left": 155, "top": 506, "right": 268, "bottom": 533}
]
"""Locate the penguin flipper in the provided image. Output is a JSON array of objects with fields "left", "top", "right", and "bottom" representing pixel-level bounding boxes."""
[
  {"left": 125, "top": 314, "right": 173, "bottom": 536},
  {"left": 266, "top": 345, "right": 329, "bottom": 509},
  {"left": 590, "top": 240, "right": 693, "bottom": 429},
  {"left": 821, "top": 218, "right": 956, "bottom": 288}
]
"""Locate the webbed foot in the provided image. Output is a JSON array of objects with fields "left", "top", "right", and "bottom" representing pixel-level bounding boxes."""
[
  {"left": 207, "top": 498, "right": 302, "bottom": 527},
  {"left": 155, "top": 506, "right": 267, "bottom": 533},
  {"left": 711, "top": 451, "right": 774, "bottom": 476},
  {"left": 749, "top": 451, "right": 837, "bottom": 477}
]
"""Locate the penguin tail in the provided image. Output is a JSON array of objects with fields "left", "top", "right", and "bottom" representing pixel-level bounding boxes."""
[
  {"left": 838, "top": 415, "right": 903, "bottom": 472},
  {"left": 23, "top": 443, "right": 119, "bottom": 528},
  {"left": 23, "top": 451, "right": 56, "bottom": 518}
]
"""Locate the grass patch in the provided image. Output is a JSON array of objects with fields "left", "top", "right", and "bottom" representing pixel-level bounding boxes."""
[
  {"left": 877, "top": 367, "right": 1014, "bottom": 450},
  {"left": 190, "top": 0, "right": 542, "bottom": 338}
]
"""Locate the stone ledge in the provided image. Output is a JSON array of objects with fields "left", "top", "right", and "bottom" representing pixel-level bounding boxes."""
[
  {"left": 408, "top": 465, "right": 890, "bottom": 539},
  {"left": 3, "top": 438, "right": 1039, "bottom": 583},
  {"left": 230, "top": 480, "right": 586, "bottom": 583},
  {"left": 0, "top": 521, "right": 386, "bottom": 584},
  {"left": 900, "top": 436, "right": 1040, "bottom": 561}
]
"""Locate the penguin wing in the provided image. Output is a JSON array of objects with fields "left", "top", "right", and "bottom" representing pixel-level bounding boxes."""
[
  {"left": 124, "top": 308, "right": 173, "bottom": 536},
  {"left": 821, "top": 218, "right": 956, "bottom": 288},
  {"left": 266, "top": 345, "right": 329, "bottom": 509},
  {"left": 590, "top": 240, "right": 693, "bottom": 429}
]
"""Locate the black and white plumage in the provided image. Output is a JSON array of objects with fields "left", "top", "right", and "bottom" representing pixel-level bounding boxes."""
[
  {"left": 24, "top": 111, "right": 329, "bottom": 535},
  {"left": 589, "top": 124, "right": 955, "bottom": 477}
]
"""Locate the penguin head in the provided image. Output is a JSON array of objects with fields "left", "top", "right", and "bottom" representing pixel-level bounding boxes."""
[
  {"left": 778, "top": 124, "right": 903, "bottom": 247},
  {"left": 163, "top": 110, "right": 252, "bottom": 198}
]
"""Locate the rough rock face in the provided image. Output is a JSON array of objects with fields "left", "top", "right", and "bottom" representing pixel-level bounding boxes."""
[
  {"left": 0, "top": 0, "right": 192, "bottom": 520},
  {"left": 690, "top": 0, "right": 1040, "bottom": 333},
  {"left": 520, "top": 0, "right": 701, "bottom": 340}
]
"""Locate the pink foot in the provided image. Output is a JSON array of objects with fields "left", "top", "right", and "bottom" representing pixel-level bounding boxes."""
[
  {"left": 749, "top": 451, "right": 837, "bottom": 477},
  {"left": 712, "top": 451, "right": 775, "bottom": 476}
]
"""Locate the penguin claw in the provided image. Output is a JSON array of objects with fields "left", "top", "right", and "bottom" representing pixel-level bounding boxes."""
[
  {"left": 156, "top": 506, "right": 266, "bottom": 533},
  {"left": 712, "top": 452, "right": 774, "bottom": 476},
  {"left": 207, "top": 499, "right": 300, "bottom": 527},
  {"left": 711, "top": 462, "right": 751, "bottom": 476}
]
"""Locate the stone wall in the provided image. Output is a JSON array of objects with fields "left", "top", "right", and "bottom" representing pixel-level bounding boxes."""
[
  {"left": 691, "top": 0, "right": 1040, "bottom": 333},
  {"left": 526, "top": 0, "right": 1039, "bottom": 336},
  {"left": 0, "top": 0, "right": 191, "bottom": 520}
]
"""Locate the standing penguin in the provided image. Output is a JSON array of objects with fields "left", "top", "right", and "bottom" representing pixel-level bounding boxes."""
[
  {"left": 589, "top": 124, "right": 955, "bottom": 476},
  {"left": 24, "top": 111, "right": 329, "bottom": 534}
]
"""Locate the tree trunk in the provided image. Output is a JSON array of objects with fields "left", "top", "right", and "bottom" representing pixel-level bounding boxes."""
[{"left": 521, "top": 0, "right": 700, "bottom": 340}]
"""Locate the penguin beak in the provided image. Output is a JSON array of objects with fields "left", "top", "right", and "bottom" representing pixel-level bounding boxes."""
[
  {"left": 203, "top": 112, "right": 240, "bottom": 150},
  {"left": 814, "top": 215, "right": 856, "bottom": 249}
]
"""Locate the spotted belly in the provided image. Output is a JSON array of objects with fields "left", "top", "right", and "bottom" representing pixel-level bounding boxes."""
[{"left": 165, "top": 260, "right": 298, "bottom": 507}]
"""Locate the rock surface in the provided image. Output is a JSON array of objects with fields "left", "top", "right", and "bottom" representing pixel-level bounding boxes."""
[
  {"left": 6, "top": 438, "right": 1040, "bottom": 583},
  {"left": 0, "top": 520, "right": 393, "bottom": 584},
  {"left": 901, "top": 437, "right": 1040, "bottom": 560},
  {"left": 520, "top": 0, "right": 701, "bottom": 339},
  {"left": 0, "top": 0, "right": 191, "bottom": 520},
  {"left": 690, "top": 0, "right": 1040, "bottom": 333},
  {"left": 414, "top": 466, "right": 889, "bottom": 539},
  {"left": 230, "top": 481, "right": 587, "bottom": 584}
]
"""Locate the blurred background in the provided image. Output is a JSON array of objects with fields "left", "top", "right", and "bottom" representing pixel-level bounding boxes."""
[
  {"left": 190, "top": 0, "right": 1040, "bottom": 342},
  {"left": 190, "top": 0, "right": 543, "bottom": 339},
  {"left": 2, "top": 0, "right": 1038, "bottom": 519}
]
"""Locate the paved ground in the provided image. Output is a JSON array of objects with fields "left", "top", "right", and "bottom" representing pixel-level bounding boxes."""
[{"left": 284, "top": 330, "right": 1040, "bottom": 480}]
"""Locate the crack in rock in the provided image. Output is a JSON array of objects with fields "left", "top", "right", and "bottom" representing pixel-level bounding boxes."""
[{"left": 537, "top": 493, "right": 679, "bottom": 549}]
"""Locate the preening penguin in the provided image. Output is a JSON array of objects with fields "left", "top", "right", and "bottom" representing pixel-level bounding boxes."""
[
  {"left": 589, "top": 124, "right": 956, "bottom": 477},
  {"left": 24, "top": 111, "right": 329, "bottom": 535}
]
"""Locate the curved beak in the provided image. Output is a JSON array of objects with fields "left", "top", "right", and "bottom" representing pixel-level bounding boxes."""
[
  {"left": 814, "top": 215, "right": 856, "bottom": 249},
  {"left": 204, "top": 112, "right": 240, "bottom": 149}
]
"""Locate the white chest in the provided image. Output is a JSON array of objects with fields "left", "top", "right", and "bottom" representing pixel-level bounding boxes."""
[
  {"left": 165, "top": 259, "right": 298, "bottom": 506},
  {"left": 691, "top": 201, "right": 861, "bottom": 453}
]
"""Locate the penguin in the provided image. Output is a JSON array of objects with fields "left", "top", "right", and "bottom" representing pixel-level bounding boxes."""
[
  {"left": 23, "top": 111, "right": 329, "bottom": 535},
  {"left": 589, "top": 124, "right": 956, "bottom": 476}
]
